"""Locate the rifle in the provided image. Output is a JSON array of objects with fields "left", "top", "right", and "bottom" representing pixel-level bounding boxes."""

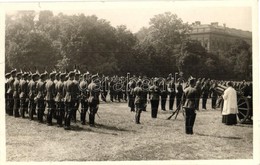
[{"left": 167, "top": 100, "right": 184, "bottom": 120}]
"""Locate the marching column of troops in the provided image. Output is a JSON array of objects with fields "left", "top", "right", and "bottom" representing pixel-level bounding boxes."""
[{"left": 5, "top": 69, "right": 252, "bottom": 133}]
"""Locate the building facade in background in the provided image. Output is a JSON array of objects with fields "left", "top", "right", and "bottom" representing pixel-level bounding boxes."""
[{"left": 189, "top": 21, "right": 252, "bottom": 53}]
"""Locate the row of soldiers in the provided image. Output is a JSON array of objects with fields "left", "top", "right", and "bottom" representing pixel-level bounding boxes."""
[
  {"left": 5, "top": 69, "right": 100, "bottom": 129},
  {"left": 5, "top": 69, "right": 252, "bottom": 127}
]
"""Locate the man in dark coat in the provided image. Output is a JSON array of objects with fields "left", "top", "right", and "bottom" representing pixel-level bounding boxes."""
[
  {"left": 6, "top": 70, "right": 16, "bottom": 116},
  {"left": 176, "top": 80, "right": 183, "bottom": 110},
  {"left": 182, "top": 77, "right": 198, "bottom": 135},
  {"left": 72, "top": 72, "right": 80, "bottom": 123},
  {"left": 128, "top": 79, "right": 136, "bottom": 112}
]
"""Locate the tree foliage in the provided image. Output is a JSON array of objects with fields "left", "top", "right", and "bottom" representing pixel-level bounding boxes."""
[{"left": 5, "top": 11, "right": 252, "bottom": 80}]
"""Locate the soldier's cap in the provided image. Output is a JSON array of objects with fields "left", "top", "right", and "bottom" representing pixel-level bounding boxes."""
[
  {"left": 91, "top": 74, "right": 98, "bottom": 80},
  {"left": 49, "top": 72, "right": 56, "bottom": 77},
  {"left": 16, "top": 72, "right": 22, "bottom": 76},
  {"left": 5, "top": 73, "right": 11, "bottom": 77},
  {"left": 68, "top": 71, "right": 75, "bottom": 77},
  {"left": 137, "top": 80, "right": 142, "bottom": 85},
  {"left": 32, "top": 73, "right": 39, "bottom": 79},
  {"left": 188, "top": 76, "right": 196, "bottom": 84},
  {"left": 75, "top": 72, "right": 80, "bottom": 76},
  {"left": 22, "top": 72, "right": 29, "bottom": 77},
  {"left": 40, "top": 73, "right": 46, "bottom": 79},
  {"left": 11, "top": 69, "right": 17, "bottom": 74},
  {"left": 60, "top": 73, "right": 66, "bottom": 78},
  {"left": 55, "top": 73, "right": 60, "bottom": 77}
]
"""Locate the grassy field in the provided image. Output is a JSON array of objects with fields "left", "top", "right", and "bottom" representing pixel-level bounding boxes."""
[{"left": 6, "top": 99, "right": 253, "bottom": 161}]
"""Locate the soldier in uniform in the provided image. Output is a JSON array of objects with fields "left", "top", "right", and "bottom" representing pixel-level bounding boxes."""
[
  {"left": 182, "top": 77, "right": 198, "bottom": 135},
  {"left": 195, "top": 78, "right": 202, "bottom": 110},
  {"left": 176, "top": 79, "right": 183, "bottom": 110},
  {"left": 55, "top": 73, "right": 66, "bottom": 127},
  {"left": 79, "top": 73, "right": 89, "bottom": 125},
  {"left": 35, "top": 73, "right": 46, "bottom": 123},
  {"left": 210, "top": 80, "right": 218, "bottom": 110},
  {"left": 149, "top": 78, "right": 161, "bottom": 118},
  {"left": 64, "top": 71, "right": 76, "bottom": 130},
  {"left": 101, "top": 76, "right": 108, "bottom": 102},
  {"left": 201, "top": 79, "right": 210, "bottom": 110},
  {"left": 19, "top": 72, "right": 29, "bottom": 118},
  {"left": 167, "top": 78, "right": 176, "bottom": 110},
  {"left": 28, "top": 73, "right": 39, "bottom": 120},
  {"left": 5, "top": 73, "right": 11, "bottom": 114},
  {"left": 128, "top": 79, "right": 136, "bottom": 112},
  {"left": 45, "top": 72, "right": 56, "bottom": 126},
  {"left": 133, "top": 80, "right": 145, "bottom": 124},
  {"left": 159, "top": 78, "right": 167, "bottom": 111},
  {"left": 13, "top": 72, "right": 22, "bottom": 117},
  {"left": 109, "top": 77, "right": 115, "bottom": 102},
  {"left": 6, "top": 69, "right": 17, "bottom": 116},
  {"left": 72, "top": 72, "right": 80, "bottom": 123},
  {"left": 88, "top": 74, "right": 100, "bottom": 127}
]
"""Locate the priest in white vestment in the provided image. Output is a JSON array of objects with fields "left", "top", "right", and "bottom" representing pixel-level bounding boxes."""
[{"left": 222, "top": 81, "right": 238, "bottom": 125}]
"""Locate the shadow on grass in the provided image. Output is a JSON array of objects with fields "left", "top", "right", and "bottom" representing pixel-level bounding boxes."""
[
  {"left": 95, "top": 123, "right": 136, "bottom": 133},
  {"left": 196, "top": 133, "right": 242, "bottom": 140}
]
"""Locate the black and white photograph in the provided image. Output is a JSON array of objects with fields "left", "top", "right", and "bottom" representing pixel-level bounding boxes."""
[{"left": 1, "top": 0, "right": 259, "bottom": 164}]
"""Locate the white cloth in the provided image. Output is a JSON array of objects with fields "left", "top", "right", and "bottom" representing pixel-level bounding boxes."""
[{"left": 222, "top": 87, "right": 238, "bottom": 115}]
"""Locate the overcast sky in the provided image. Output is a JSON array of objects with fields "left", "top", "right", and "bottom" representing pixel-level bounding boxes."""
[{"left": 5, "top": 1, "right": 252, "bottom": 33}]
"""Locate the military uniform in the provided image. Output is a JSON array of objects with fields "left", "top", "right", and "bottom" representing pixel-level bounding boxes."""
[
  {"left": 159, "top": 79, "right": 167, "bottom": 111},
  {"left": 79, "top": 74, "right": 89, "bottom": 125},
  {"left": 64, "top": 72, "right": 76, "bottom": 130},
  {"left": 88, "top": 75, "right": 100, "bottom": 126},
  {"left": 45, "top": 73, "right": 56, "bottom": 125},
  {"left": 182, "top": 78, "right": 198, "bottom": 134},
  {"left": 72, "top": 73, "right": 80, "bottom": 123},
  {"left": 13, "top": 73, "right": 21, "bottom": 117},
  {"left": 6, "top": 70, "right": 16, "bottom": 116},
  {"left": 201, "top": 80, "right": 210, "bottom": 110},
  {"left": 176, "top": 82, "right": 183, "bottom": 110},
  {"left": 168, "top": 79, "right": 176, "bottom": 110},
  {"left": 19, "top": 73, "right": 29, "bottom": 118},
  {"left": 149, "top": 79, "right": 160, "bottom": 118},
  {"left": 55, "top": 73, "right": 66, "bottom": 127},
  {"left": 128, "top": 80, "right": 136, "bottom": 112},
  {"left": 28, "top": 73, "right": 38, "bottom": 120},
  {"left": 35, "top": 74, "right": 46, "bottom": 123},
  {"left": 133, "top": 81, "right": 144, "bottom": 124}
]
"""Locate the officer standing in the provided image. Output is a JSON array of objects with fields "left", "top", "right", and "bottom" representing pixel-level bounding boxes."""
[
  {"left": 149, "top": 78, "right": 161, "bottom": 118},
  {"left": 182, "top": 77, "right": 198, "bottom": 135},
  {"left": 19, "top": 72, "right": 29, "bottom": 118},
  {"left": 35, "top": 73, "right": 46, "bottom": 123},
  {"left": 7, "top": 70, "right": 16, "bottom": 116},
  {"left": 133, "top": 80, "right": 145, "bottom": 124},
  {"left": 160, "top": 78, "right": 167, "bottom": 111},
  {"left": 64, "top": 71, "right": 76, "bottom": 130},
  {"left": 168, "top": 78, "right": 176, "bottom": 110},
  {"left": 128, "top": 79, "right": 136, "bottom": 112},
  {"left": 13, "top": 72, "right": 22, "bottom": 117},
  {"left": 176, "top": 80, "right": 183, "bottom": 110},
  {"left": 45, "top": 72, "right": 56, "bottom": 126},
  {"left": 88, "top": 75, "right": 100, "bottom": 127},
  {"left": 79, "top": 73, "right": 89, "bottom": 125},
  {"left": 28, "top": 73, "right": 39, "bottom": 120},
  {"left": 72, "top": 72, "right": 80, "bottom": 123},
  {"left": 55, "top": 73, "right": 66, "bottom": 127},
  {"left": 5, "top": 73, "right": 11, "bottom": 114}
]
